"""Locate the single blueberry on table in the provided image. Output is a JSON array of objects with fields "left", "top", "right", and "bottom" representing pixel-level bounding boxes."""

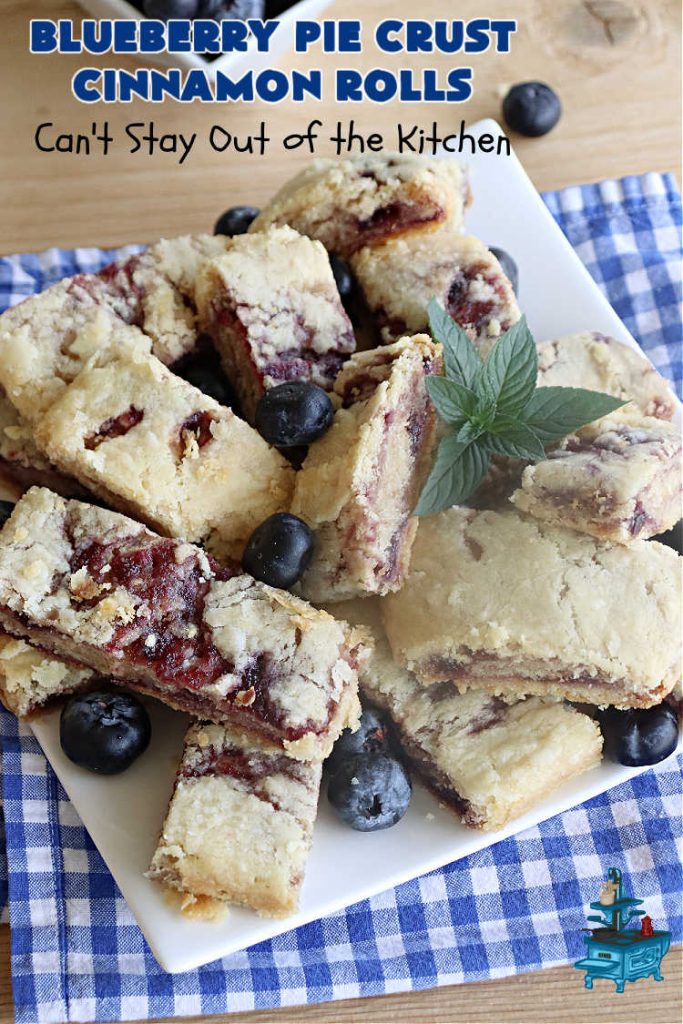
[
  {"left": 60, "top": 690, "right": 151, "bottom": 775},
  {"left": 213, "top": 206, "right": 261, "bottom": 237},
  {"left": 242, "top": 512, "right": 313, "bottom": 589},
  {"left": 255, "top": 381, "right": 334, "bottom": 448},
  {"left": 0, "top": 501, "right": 15, "bottom": 529},
  {"left": 328, "top": 753, "right": 412, "bottom": 832},
  {"left": 598, "top": 703, "right": 679, "bottom": 767},
  {"left": 329, "top": 255, "right": 354, "bottom": 300},
  {"left": 488, "top": 246, "right": 518, "bottom": 294},
  {"left": 326, "top": 706, "right": 393, "bottom": 776},
  {"left": 502, "top": 82, "right": 562, "bottom": 137}
]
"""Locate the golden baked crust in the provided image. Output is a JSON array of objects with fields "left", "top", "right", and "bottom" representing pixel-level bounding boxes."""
[
  {"left": 0, "top": 488, "right": 366, "bottom": 759},
  {"left": 250, "top": 153, "right": 469, "bottom": 257},
  {"left": 536, "top": 331, "right": 676, "bottom": 421},
  {"left": 196, "top": 226, "right": 355, "bottom": 422},
  {"left": 511, "top": 411, "right": 682, "bottom": 543},
  {"left": 351, "top": 229, "right": 520, "bottom": 351},
  {"left": 382, "top": 506, "right": 682, "bottom": 708},
  {"left": 292, "top": 336, "right": 441, "bottom": 602},
  {"left": 333, "top": 598, "right": 603, "bottom": 831},
  {"left": 148, "top": 722, "right": 322, "bottom": 917}
]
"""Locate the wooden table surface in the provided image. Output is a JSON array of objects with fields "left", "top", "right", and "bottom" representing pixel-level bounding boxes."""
[{"left": 0, "top": 1, "right": 680, "bottom": 1022}]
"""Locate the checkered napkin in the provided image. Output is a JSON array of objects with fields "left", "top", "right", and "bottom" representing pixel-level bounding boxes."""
[{"left": 0, "top": 173, "right": 681, "bottom": 1024}]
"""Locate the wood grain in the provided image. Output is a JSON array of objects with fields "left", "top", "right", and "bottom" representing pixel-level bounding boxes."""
[
  {"left": 0, "top": 1, "right": 680, "bottom": 1021},
  {"left": 0, "top": 0, "right": 680, "bottom": 254}
]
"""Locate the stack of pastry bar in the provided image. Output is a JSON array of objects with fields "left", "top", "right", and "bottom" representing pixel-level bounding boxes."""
[{"left": 0, "top": 153, "right": 679, "bottom": 921}]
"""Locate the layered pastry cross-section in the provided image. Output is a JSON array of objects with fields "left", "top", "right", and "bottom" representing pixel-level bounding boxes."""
[
  {"left": 0, "top": 489, "right": 366, "bottom": 760},
  {"left": 511, "top": 412, "right": 682, "bottom": 543},
  {"left": 291, "top": 336, "right": 441, "bottom": 602},
  {"left": 333, "top": 599, "right": 603, "bottom": 831},
  {"left": 382, "top": 506, "right": 682, "bottom": 708},
  {"left": 196, "top": 226, "right": 356, "bottom": 422},
  {"left": 250, "top": 152, "right": 469, "bottom": 257},
  {"left": 148, "top": 721, "right": 322, "bottom": 917},
  {"left": 351, "top": 229, "right": 520, "bottom": 350}
]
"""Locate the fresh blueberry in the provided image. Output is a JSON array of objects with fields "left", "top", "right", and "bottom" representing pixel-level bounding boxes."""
[
  {"left": 328, "top": 753, "right": 412, "bottom": 831},
  {"left": 326, "top": 707, "right": 393, "bottom": 776},
  {"left": 60, "top": 690, "right": 151, "bottom": 775},
  {"left": 329, "top": 255, "right": 354, "bottom": 300},
  {"left": 488, "top": 246, "right": 518, "bottom": 293},
  {"left": 214, "top": 205, "right": 261, "bottom": 237},
  {"left": 143, "top": 0, "right": 200, "bottom": 18},
  {"left": 255, "top": 381, "right": 334, "bottom": 448},
  {"left": 502, "top": 82, "right": 562, "bottom": 138},
  {"left": 651, "top": 520, "right": 682, "bottom": 555},
  {"left": 242, "top": 512, "right": 313, "bottom": 589},
  {"left": 0, "top": 501, "right": 15, "bottom": 529},
  {"left": 598, "top": 703, "right": 679, "bottom": 767}
]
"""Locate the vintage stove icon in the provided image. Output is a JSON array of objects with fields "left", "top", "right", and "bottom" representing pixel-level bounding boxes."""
[{"left": 574, "top": 867, "right": 671, "bottom": 993}]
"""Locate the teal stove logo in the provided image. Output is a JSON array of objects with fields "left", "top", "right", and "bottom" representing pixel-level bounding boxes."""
[{"left": 574, "top": 867, "right": 671, "bottom": 993}]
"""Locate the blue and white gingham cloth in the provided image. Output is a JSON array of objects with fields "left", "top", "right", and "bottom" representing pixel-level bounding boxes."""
[{"left": 0, "top": 173, "right": 681, "bottom": 1024}]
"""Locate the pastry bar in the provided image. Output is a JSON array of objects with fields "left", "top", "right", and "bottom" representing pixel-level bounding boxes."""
[
  {"left": 536, "top": 331, "right": 676, "bottom": 421},
  {"left": 333, "top": 599, "right": 603, "bottom": 831},
  {"left": 0, "top": 488, "right": 366, "bottom": 760},
  {"left": 351, "top": 229, "right": 520, "bottom": 349},
  {"left": 0, "top": 632, "right": 92, "bottom": 718},
  {"left": 0, "top": 277, "right": 152, "bottom": 422},
  {"left": 196, "top": 226, "right": 356, "bottom": 422},
  {"left": 511, "top": 412, "right": 682, "bottom": 543},
  {"left": 148, "top": 721, "right": 322, "bottom": 917},
  {"left": 0, "top": 388, "right": 86, "bottom": 498},
  {"left": 93, "top": 233, "right": 232, "bottom": 365},
  {"left": 291, "top": 336, "right": 441, "bottom": 602},
  {"left": 30, "top": 343, "right": 293, "bottom": 558},
  {"left": 250, "top": 152, "right": 469, "bottom": 257},
  {"left": 382, "top": 507, "right": 681, "bottom": 708}
]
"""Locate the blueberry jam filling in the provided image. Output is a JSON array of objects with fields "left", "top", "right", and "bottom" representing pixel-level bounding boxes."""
[
  {"left": 446, "top": 263, "right": 510, "bottom": 334},
  {"left": 356, "top": 200, "right": 443, "bottom": 251},
  {"left": 84, "top": 406, "right": 144, "bottom": 450},
  {"left": 179, "top": 410, "right": 217, "bottom": 452}
]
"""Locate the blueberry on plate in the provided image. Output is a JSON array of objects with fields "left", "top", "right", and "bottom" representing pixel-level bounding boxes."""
[
  {"left": 328, "top": 753, "right": 412, "bottom": 832},
  {"left": 326, "top": 707, "right": 393, "bottom": 776},
  {"left": 60, "top": 690, "right": 151, "bottom": 775},
  {"left": 651, "top": 520, "right": 682, "bottom": 555},
  {"left": 488, "top": 246, "right": 518, "bottom": 294},
  {"left": 502, "top": 82, "right": 562, "bottom": 137},
  {"left": 329, "top": 255, "right": 354, "bottom": 300},
  {"left": 0, "top": 501, "right": 15, "bottom": 529},
  {"left": 255, "top": 381, "right": 334, "bottom": 448},
  {"left": 214, "top": 205, "right": 261, "bottom": 237},
  {"left": 598, "top": 703, "right": 679, "bottom": 767},
  {"left": 143, "top": 0, "right": 200, "bottom": 18},
  {"left": 242, "top": 512, "right": 313, "bottom": 589}
]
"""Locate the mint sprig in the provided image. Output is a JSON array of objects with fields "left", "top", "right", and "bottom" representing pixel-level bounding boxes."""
[{"left": 416, "top": 301, "right": 628, "bottom": 516}]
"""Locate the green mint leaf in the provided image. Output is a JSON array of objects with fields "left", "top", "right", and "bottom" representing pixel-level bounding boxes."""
[
  {"left": 477, "top": 316, "right": 538, "bottom": 416},
  {"left": 484, "top": 417, "right": 546, "bottom": 461},
  {"left": 414, "top": 433, "right": 490, "bottom": 517},
  {"left": 455, "top": 420, "right": 485, "bottom": 444},
  {"left": 425, "top": 376, "right": 476, "bottom": 425},
  {"left": 427, "top": 298, "right": 482, "bottom": 387},
  {"left": 521, "top": 387, "right": 629, "bottom": 443}
]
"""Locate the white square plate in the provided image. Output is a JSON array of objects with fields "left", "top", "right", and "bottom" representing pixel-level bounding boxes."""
[{"left": 28, "top": 118, "right": 681, "bottom": 973}]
